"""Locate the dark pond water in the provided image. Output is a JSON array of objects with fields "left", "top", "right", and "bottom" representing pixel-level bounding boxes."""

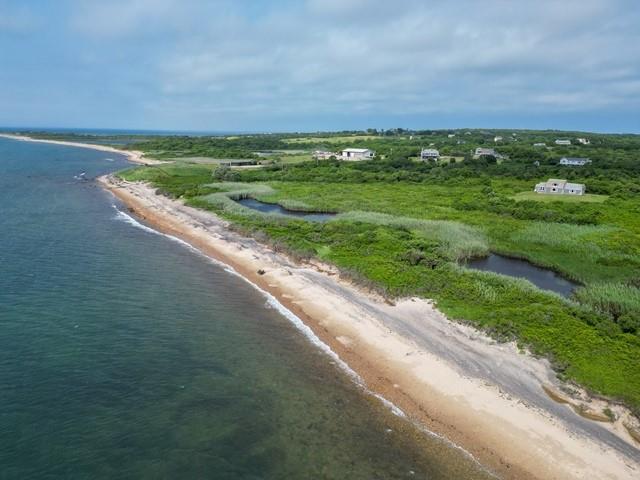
[
  {"left": 466, "top": 254, "right": 578, "bottom": 297},
  {"left": 238, "top": 198, "right": 336, "bottom": 222}
]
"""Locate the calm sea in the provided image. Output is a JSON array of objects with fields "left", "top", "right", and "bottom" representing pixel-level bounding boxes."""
[{"left": 0, "top": 138, "right": 493, "bottom": 479}]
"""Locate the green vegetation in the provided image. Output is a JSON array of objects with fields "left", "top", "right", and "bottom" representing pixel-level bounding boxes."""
[
  {"left": 512, "top": 192, "right": 609, "bottom": 203},
  {"left": 116, "top": 128, "right": 640, "bottom": 412},
  {"left": 575, "top": 283, "right": 640, "bottom": 331},
  {"left": 282, "top": 135, "right": 380, "bottom": 144},
  {"left": 334, "top": 211, "right": 488, "bottom": 261}
]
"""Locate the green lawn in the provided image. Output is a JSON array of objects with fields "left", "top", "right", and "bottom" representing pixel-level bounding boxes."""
[{"left": 512, "top": 191, "right": 609, "bottom": 203}]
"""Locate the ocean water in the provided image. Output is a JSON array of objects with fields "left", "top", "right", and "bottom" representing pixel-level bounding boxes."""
[{"left": 0, "top": 138, "right": 493, "bottom": 479}]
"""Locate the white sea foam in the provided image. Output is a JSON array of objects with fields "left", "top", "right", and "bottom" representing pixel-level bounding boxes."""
[
  {"left": 113, "top": 206, "right": 198, "bottom": 251},
  {"left": 110, "top": 203, "right": 490, "bottom": 471}
]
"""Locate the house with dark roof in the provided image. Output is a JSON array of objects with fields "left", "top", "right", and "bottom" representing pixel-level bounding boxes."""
[
  {"left": 420, "top": 148, "right": 440, "bottom": 161},
  {"left": 474, "top": 147, "right": 502, "bottom": 159}
]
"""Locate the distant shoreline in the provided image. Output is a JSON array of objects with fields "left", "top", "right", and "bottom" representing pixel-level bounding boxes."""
[
  {"left": 99, "top": 172, "right": 639, "bottom": 480},
  {"left": 0, "top": 133, "right": 156, "bottom": 165}
]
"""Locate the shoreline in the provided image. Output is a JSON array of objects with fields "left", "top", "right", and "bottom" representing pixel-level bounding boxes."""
[
  {"left": 3, "top": 133, "right": 638, "bottom": 479},
  {"left": 101, "top": 174, "right": 639, "bottom": 480},
  {"left": 0, "top": 133, "right": 156, "bottom": 165}
]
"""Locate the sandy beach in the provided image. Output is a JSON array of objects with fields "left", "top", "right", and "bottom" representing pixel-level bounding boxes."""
[
  {"left": 1, "top": 133, "right": 638, "bottom": 479},
  {"left": 98, "top": 173, "right": 640, "bottom": 480},
  {"left": 0, "top": 133, "right": 156, "bottom": 165}
]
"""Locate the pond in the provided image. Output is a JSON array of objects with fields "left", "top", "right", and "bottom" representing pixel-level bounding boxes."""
[
  {"left": 238, "top": 198, "right": 336, "bottom": 222},
  {"left": 465, "top": 254, "right": 578, "bottom": 297}
]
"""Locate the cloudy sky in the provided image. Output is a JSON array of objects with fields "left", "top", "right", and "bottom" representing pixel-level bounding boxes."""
[{"left": 1, "top": 0, "right": 639, "bottom": 132}]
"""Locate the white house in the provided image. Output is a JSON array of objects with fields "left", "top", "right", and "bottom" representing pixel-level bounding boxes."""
[
  {"left": 559, "top": 157, "right": 591, "bottom": 166},
  {"left": 555, "top": 139, "right": 571, "bottom": 145},
  {"left": 340, "top": 148, "right": 375, "bottom": 161},
  {"left": 577, "top": 138, "right": 590, "bottom": 145},
  {"left": 534, "top": 178, "right": 585, "bottom": 195},
  {"left": 533, "top": 142, "right": 546, "bottom": 147},
  {"left": 420, "top": 148, "right": 440, "bottom": 161},
  {"left": 494, "top": 136, "right": 503, "bottom": 142},
  {"left": 448, "top": 133, "right": 456, "bottom": 138}
]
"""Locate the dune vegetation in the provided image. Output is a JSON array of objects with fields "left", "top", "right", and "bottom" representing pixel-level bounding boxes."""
[{"left": 116, "top": 128, "right": 640, "bottom": 411}]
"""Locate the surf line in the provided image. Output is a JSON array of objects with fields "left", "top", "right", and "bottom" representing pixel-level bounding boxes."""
[{"left": 111, "top": 203, "right": 494, "bottom": 474}]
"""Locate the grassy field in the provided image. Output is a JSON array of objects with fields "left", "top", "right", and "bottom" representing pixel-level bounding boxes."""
[
  {"left": 164, "top": 157, "right": 258, "bottom": 165},
  {"left": 512, "top": 191, "right": 609, "bottom": 203},
  {"left": 273, "top": 153, "right": 314, "bottom": 164},
  {"left": 282, "top": 135, "right": 380, "bottom": 144},
  {"left": 116, "top": 130, "right": 640, "bottom": 412}
]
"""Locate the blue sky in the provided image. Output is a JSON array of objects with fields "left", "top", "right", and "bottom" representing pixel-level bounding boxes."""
[{"left": 0, "top": 0, "right": 639, "bottom": 133}]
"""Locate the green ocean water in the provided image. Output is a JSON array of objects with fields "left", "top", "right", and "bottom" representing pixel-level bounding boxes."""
[{"left": 0, "top": 138, "right": 494, "bottom": 479}]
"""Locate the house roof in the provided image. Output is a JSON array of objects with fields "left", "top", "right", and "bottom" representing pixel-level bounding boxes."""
[
  {"left": 475, "top": 147, "right": 496, "bottom": 154},
  {"left": 421, "top": 148, "right": 439, "bottom": 154},
  {"left": 342, "top": 148, "right": 372, "bottom": 153},
  {"left": 561, "top": 157, "right": 590, "bottom": 161}
]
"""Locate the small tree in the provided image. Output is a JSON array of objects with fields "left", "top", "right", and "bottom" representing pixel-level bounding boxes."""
[{"left": 212, "top": 164, "right": 239, "bottom": 182}]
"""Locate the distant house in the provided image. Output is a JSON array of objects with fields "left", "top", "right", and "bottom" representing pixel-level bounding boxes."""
[
  {"left": 535, "top": 178, "right": 585, "bottom": 195},
  {"left": 475, "top": 147, "right": 497, "bottom": 157},
  {"left": 577, "top": 138, "right": 590, "bottom": 145},
  {"left": 494, "top": 136, "right": 503, "bottom": 142},
  {"left": 420, "top": 148, "right": 440, "bottom": 161},
  {"left": 555, "top": 139, "right": 571, "bottom": 145},
  {"left": 533, "top": 142, "right": 546, "bottom": 147},
  {"left": 312, "top": 150, "right": 336, "bottom": 160},
  {"left": 448, "top": 133, "right": 456, "bottom": 138},
  {"left": 340, "top": 148, "right": 375, "bottom": 161},
  {"left": 559, "top": 157, "right": 591, "bottom": 166}
]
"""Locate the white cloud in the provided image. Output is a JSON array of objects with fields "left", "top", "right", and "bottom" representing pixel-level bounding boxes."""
[
  {"left": 69, "top": 0, "right": 191, "bottom": 38},
  {"left": 144, "top": 0, "right": 639, "bottom": 122},
  {"left": 2, "top": 0, "right": 640, "bottom": 130}
]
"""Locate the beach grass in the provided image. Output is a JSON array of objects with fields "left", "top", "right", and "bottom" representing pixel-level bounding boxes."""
[
  {"left": 335, "top": 211, "right": 488, "bottom": 261},
  {"left": 574, "top": 283, "right": 640, "bottom": 330},
  {"left": 512, "top": 192, "right": 609, "bottom": 203},
  {"left": 116, "top": 163, "right": 640, "bottom": 410}
]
